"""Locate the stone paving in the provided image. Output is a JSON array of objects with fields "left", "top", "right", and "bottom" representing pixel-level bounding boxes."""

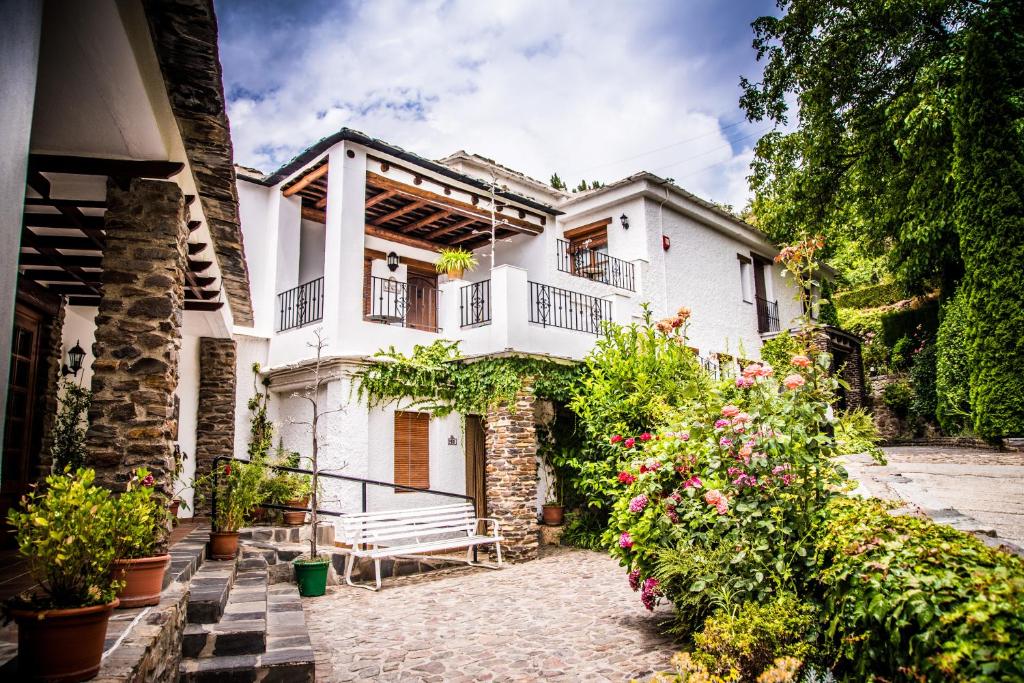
[
  {"left": 845, "top": 445, "right": 1024, "bottom": 550},
  {"left": 302, "top": 546, "right": 678, "bottom": 682}
]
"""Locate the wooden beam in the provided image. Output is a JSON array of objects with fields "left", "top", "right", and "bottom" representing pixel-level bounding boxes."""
[
  {"left": 401, "top": 209, "right": 451, "bottom": 234},
  {"left": 187, "top": 242, "right": 207, "bottom": 255},
  {"left": 282, "top": 162, "right": 329, "bottom": 197},
  {"left": 23, "top": 212, "right": 105, "bottom": 231},
  {"left": 364, "top": 225, "right": 442, "bottom": 252},
  {"left": 364, "top": 248, "right": 437, "bottom": 273},
  {"left": 370, "top": 200, "right": 428, "bottom": 226},
  {"left": 20, "top": 234, "right": 101, "bottom": 252},
  {"left": 363, "top": 190, "right": 396, "bottom": 209},
  {"left": 66, "top": 296, "right": 224, "bottom": 312},
  {"left": 366, "top": 172, "right": 542, "bottom": 234},
  {"left": 28, "top": 154, "right": 184, "bottom": 180},
  {"left": 24, "top": 197, "right": 107, "bottom": 210},
  {"left": 20, "top": 253, "right": 101, "bottom": 268},
  {"left": 189, "top": 259, "right": 212, "bottom": 273},
  {"left": 188, "top": 220, "right": 201, "bottom": 232},
  {"left": 563, "top": 217, "right": 612, "bottom": 241},
  {"left": 301, "top": 206, "right": 326, "bottom": 223},
  {"left": 21, "top": 269, "right": 100, "bottom": 283},
  {"left": 24, "top": 173, "right": 105, "bottom": 252},
  {"left": 450, "top": 229, "right": 490, "bottom": 245},
  {"left": 425, "top": 216, "right": 476, "bottom": 240}
]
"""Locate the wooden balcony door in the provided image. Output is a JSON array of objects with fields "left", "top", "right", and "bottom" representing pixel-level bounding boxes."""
[
  {"left": 464, "top": 415, "right": 487, "bottom": 518},
  {"left": 405, "top": 272, "right": 438, "bottom": 332}
]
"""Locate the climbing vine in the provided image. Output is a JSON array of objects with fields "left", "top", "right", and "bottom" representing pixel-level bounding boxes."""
[
  {"left": 247, "top": 363, "right": 274, "bottom": 460},
  {"left": 353, "top": 340, "right": 581, "bottom": 417}
]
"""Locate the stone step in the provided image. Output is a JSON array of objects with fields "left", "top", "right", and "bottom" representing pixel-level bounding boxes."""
[
  {"left": 178, "top": 583, "right": 314, "bottom": 683},
  {"left": 182, "top": 559, "right": 268, "bottom": 658},
  {"left": 240, "top": 523, "right": 335, "bottom": 546},
  {"left": 165, "top": 526, "right": 211, "bottom": 589},
  {"left": 186, "top": 559, "right": 237, "bottom": 624}
]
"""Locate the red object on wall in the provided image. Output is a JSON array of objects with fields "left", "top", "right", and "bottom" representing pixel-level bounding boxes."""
[{"left": 662, "top": 235, "right": 671, "bottom": 250}]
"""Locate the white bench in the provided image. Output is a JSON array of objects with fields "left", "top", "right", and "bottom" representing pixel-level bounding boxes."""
[{"left": 338, "top": 502, "right": 503, "bottom": 590}]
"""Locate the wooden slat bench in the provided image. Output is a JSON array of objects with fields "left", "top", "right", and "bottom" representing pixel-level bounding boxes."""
[{"left": 338, "top": 502, "right": 503, "bottom": 591}]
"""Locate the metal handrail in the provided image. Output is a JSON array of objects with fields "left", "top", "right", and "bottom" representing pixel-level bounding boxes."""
[
  {"left": 209, "top": 455, "right": 475, "bottom": 525},
  {"left": 277, "top": 277, "right": 325, "bottom": 332},
  {"left": 528, "top": 281, "right": 611, "bottom": 335},
  {"left": 556, "top": 239, "right": 636, "bottom": 291},
  {"left": 755, "top": 295, "right": 781, "bottom": 333},
  {"left": 459, "top": 280, "right": 491, "bottom": 327}
]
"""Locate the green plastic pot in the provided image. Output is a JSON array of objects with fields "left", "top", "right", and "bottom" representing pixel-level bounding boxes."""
[{"left": 293, "top": 557, "right": 329, "bottom": 597}]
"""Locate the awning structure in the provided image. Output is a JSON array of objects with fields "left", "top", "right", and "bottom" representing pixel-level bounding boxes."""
[
  {"left": 281, "top": 156, "right": 548, "bottom": 252},
  {"left": 19, "top": 153, "right": 223, "bottom": 311}
]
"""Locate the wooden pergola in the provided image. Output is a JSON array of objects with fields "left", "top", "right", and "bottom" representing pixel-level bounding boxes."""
[
  {"left": 280, "top": 157, "right": 546, "bottom": 252},
  {"left": 19, "top": 154, "right": 223, "bottom": 311}
]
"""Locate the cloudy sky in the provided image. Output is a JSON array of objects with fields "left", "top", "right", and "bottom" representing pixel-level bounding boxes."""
[{"left": 214, "top": 0, "right": 780, "bottom": 209}]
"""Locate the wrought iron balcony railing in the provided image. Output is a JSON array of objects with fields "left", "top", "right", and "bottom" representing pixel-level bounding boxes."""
[
  {"left": 756, "top": 296, "right": 781, "bottom": 334},
  {"left": 366, "top": 275, "right": 439, "bottom": 332},
  {"left": 556, "top": 239, "right": 636, "bottom": 291},
  {"left": 528, "top": 281, "right": 611, "bottom": 335},
  {"left": 460, "top": 280, "right": 491, "bottom": 328},
  {"left": 277, "top": 277, "right": 324, "bottom": 332}
]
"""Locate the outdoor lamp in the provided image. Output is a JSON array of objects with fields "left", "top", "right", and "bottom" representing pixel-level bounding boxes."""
[
  {"left": 63, "top": 340, "right": 85, "bottom": 377},
  {"left": 620, "top": 213, "right": 629, "bottom": 230},
  {"left": 386, "top": 251, "right": 399, "bottom": 272}
]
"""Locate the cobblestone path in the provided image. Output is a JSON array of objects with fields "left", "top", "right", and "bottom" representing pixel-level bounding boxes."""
[
  {"left": 303, "top": 547, "right": 678, "bottom": 682},
  {"left": 845, "top": 446, "right": 1024, "bottom": 550}
]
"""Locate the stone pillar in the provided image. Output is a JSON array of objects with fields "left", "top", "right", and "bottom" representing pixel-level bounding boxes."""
[
  {"left": 36, "top": 298, "right": 66, "bottom": 479},
  {"left": 484, "top": 382, "right": 540, "bottom": 562},
  {"left": 85, "top": 178, "right": 188, "bottom": 497},
  {"left": 193, "top": 337, "right": 237, "bottom": 515}
]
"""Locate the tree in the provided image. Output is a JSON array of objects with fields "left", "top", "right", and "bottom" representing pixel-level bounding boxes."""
[
  {"left": 953, "top": 0, "right": 1024, "bottom": 439},
  {"left": 549, "top": 172, "right": 567, "bottom": 191},
  {"left": 740, "top": 0, "right": 980, "bottom": 292}
]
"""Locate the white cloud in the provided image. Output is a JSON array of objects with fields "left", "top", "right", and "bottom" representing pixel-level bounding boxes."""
[{"left": 220, "top": 0, "right": 770, "bottom": 209}]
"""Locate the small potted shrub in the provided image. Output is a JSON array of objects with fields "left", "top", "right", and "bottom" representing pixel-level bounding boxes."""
[
  {"left": 540, "top": 459, "right": 564, "bottom": 526},
  {"left": 5, "top": 468, "right": 120, "bottom": 682},
  {"left": 210, "top": 458, "right": 265, "bottom": 560},
  {"left": 281, "top": 472, "right": 312, "bottom": 526},
  {"left": 111, "top": 468, "right": 171, "bottom": 608},
  {"left": 435, "top": 248, "right": 477, "bottom": 280}
]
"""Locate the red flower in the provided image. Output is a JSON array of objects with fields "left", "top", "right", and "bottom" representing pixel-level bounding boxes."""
[
  {"left": 624, "top": 437, "right": 636, "bottom": 449},
  {"left": 224, "top": 464, "right": 232, "bottom": 475},
  {"left": 618, "top": 471, "right": 636, "bottom": 485},
  {"left": 610, "top": 434, "right": 623, "bottom": 444},
  {"left": 639, "top": 432, "right": 652, "bottom": 442},
  {"left": 141, "top": 473, "right": 155, "bottom": 487}
]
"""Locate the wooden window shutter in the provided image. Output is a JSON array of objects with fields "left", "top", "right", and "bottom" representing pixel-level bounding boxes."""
[{"left": 394, "top": 411, "right": 430, "bottom": 490}]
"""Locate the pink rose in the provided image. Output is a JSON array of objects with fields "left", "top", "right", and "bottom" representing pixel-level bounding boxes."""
[
  {"left": 714, "top": 419, "right": 730, "bottom": 429},
  {"left": 738, "top": 443, "right": 753, "bottom": 458},
  {"left": 721, "top": 405, "right": 740, "bottom": 418},
  {"left": 679, "top": 432, "right": 690, "bottom": 442},
  {"left": 141, "top": 473, "right": 155, "bottom": 487},
  {"left": 732, "top": 412, "right": 750, "bottom": 425},
  {"left": 783, "top": 374, "right": 806, "bottom": 390},
  {"left": 757, "top": 364, "right": 774, "bottom": 378},
  {"left": 735, "top": 376, "right": 755, "bottom": 389},
  {"left": 619, "top": 532, "right": 633, "bottom": 549},
  {"left": 791, "top": 355, "right": 811, "bottom": 368},
  {"left": 704, "top": 489, "right": 729, "bottom": 514},
  {"left": 683, "top": 475, "right": 702, "bottom": 489},
  {"left": 742, "top": 363, "right": 762, "bottom": 378}
]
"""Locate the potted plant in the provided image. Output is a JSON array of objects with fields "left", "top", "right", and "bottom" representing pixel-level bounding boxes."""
[
  {"left": 110, "top": 468, "right": 171, "bottom": 608},
  {"left": 210, "top": 458, "right": 265, "bottom": 560},
  {"left": 5, "top": 468, "right": 120, "bottom": 682},
  {"left": 435, "top": 248, "right": 477, "bottom": 280}
]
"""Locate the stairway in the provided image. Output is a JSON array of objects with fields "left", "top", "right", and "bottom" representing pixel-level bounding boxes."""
[{"left": 178, "top": 550, "right": 315, "bottom": 682}]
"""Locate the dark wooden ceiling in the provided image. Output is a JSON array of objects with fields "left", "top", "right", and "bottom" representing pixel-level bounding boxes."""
[{"left": 19, "top": 154, "right": 223, "bottom": 311}]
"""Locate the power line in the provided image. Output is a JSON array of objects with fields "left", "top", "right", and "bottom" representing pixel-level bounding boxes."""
[{"left": 647, "top": 127, "right": 770, "bottom": 175}]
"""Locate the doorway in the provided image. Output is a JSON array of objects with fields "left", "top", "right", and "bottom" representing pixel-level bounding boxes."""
[
  {"left": 405, "top": 272, "right": 438, "bottom": 332},
  {"left": 464, "top": 415, "right": 486, "bottom": 518}
]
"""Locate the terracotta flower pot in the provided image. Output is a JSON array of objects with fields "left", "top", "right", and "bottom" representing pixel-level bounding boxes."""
[
  {"left": 447, "top": 267, "right": 464, "bottom": 280},
  {"left": 283, "top": 498, "right": 308, "bottom": 526},
  {"left": 169, "top": 499, "right": 180, "bottom": 518},
  {"left": 542, "top": 504, "right": 565, "bottom": 526},
  {"left": 11, "top": 599, "right": 118, "bottom": 682},
  {"left": 209, "top": 531, "right": 240, "bottom": 560},
  {"left": 113, "top": 555, "right": 170, "bottom": 608},
  {"left": 251, "top": 505, "right": 268, "bottom": 522}
]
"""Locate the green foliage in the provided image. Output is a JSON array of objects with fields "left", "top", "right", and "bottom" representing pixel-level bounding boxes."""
[
  {"left": 816, "top": 278, "right": 839, "bottom": 327},
  {"left": 832, "top": 408, "right": 884, "bottom": 461},
  {"left": 741, "top": 0, "right": 976, "bottom": 290},
  {"left": 832, "top": 281, "right": 904, "bottom": 310},
  {"left": 816, "top": 496, "right": 1024, "bottom": 680},
  {"left": 936, "top": 287, "right": 972, "bottom": 433},
  {"left": 247, "top": 363, "right": 274, "bottom": 461},
  {"left": 693, "top": 592, "right": 819, "bottom": 681},
  {"left": 559, "top": 509, "right": 605, "bottom": 551},
  {"left": 889, "top": 336, "right": 914, "bottom": 371},
  {"left": 355, "top": 340, "right": 580, "bottom": 418},
  {"left": 759, "top": 334, "right": 800, "bottom": 373},
  {"left": 881, "top": 379, "right": 913, "bottom": 416},
  {"left": 213, "top": 458, "right": 266, "bottom": 533},
  {"left": 49, "top": 378, "right": 91, "bottom": 472},
  {"left": 260, "top": 449, "right": 312, "bottom": 505},
  {"left": 954, "top": 0, "right": 1024, "bottom": 440},
  {"left": 549, "top": 172, "right": 567, "bottom": 191},
  {"left": 435, "top": 248, "right": 478, "bottom": 275},
  {"left": 880, "top": 301, "right": 940, "bottom": 350},
  {"left": 910, "top": 343, "right": 938, "bottom": 421},
  {"left": 6, "top": 468, "right": 119, "bottom": 608},
  {"left": 112, "top": 468, "right": 169, "bottom": 559}
]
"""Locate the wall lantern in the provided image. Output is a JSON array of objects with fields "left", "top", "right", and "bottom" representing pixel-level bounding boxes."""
[
  {"left": 662, "top": 235, "right": 671, "bottom": 251},
  {"left": 386, "top": 251, "right": 399, "bottom": 272},
  {"left": 620, "top": 213, "right": 629, "bottom": 230},
  {"left": 63, "top": 340, "right": 85, "bottom": 377}
]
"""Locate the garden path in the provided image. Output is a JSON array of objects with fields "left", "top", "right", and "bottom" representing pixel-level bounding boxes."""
[
  {"left": 302, "top": 546, "right": 678, "bottom": 682},
  {"left": 845, "top": 445, "right": 1024, "bottom": 551}
]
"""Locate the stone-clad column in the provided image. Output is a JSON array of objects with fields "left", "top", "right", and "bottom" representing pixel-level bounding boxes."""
[
  {"left": 193, "top": 337, "right": 237, "bottom": 514},
  {"left": 85, "top": 178, "right": 188, "bottom": 497},
  {"left": 484, "top": 382, "right": 540, "bottom": 562}
]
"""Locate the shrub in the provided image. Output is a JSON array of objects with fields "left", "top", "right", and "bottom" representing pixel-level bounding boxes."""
[
  {"left": 836, "top": 306, "right": 884, "bottom": 338},
  {"left": 693, "top": 592, "right": 819, "bottom": 680},
  {"left": 889, "top": 335, "right": 914, "bottom": 370},
  {"left": 113, "top": 468, "right": 169, "bottom": 559},
  {"left": 212, "top": 458, "right": 267, "bottom": 533},
  {"left": 759, "top": 333, "right": 800, "bottom": 371},
  {"left": 816, "top": 497, "right": 1024, "bottom": 680},
  {"left": 49, "top": 378, "right": 91, "bottom": 472},
  {"left": 832, "top": 281, "right": 903, "bottom": 309},
  {"left": 936, "top": 287, "right": 972, "bottom": 433},
  {"left": 880, "top": 300, "right": 940, "bottom": 349},
  {"left": 909, "top": 343, "right": 938, "bottom": 421},
  {"left": 881, "top": 379, "right": 913, "bottom": 415},
  {"left": 6, "top": 468, "right": 119, "bottom": 608}
]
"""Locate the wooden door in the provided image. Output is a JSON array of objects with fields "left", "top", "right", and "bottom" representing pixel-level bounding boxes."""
[
  {"left": 464, "top": 415, "right": 486, "bottom": 518},
  {"left": 405, "top": 273, "right": 438, "bottom": 331},
  {"left": 752, "top": 255, "right": 769, "bottom": 332},
  {"left": 1, "top": 306, "right": 45, "bottom": 541}
]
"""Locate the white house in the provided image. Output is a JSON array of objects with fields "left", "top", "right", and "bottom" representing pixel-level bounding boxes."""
[{"left": 230, "top": 129, "right": 808, "bottom": 536}]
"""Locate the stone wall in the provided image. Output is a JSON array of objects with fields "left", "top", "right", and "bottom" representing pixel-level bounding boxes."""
[
  {"left": 484, "top": 383, "right": 539, "bottom": 562},
  {"left": 194, "top": 337, "right": 237, "bottom": 515},
  {"left": 85, "top": 178, "right": 188, "bottom": 497}
]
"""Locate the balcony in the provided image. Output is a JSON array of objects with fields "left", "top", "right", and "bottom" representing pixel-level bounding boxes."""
[
  {"left": 756, "top": 296, "right": 781, "bottom": 334},
  {"left": 528, "top": 281, "right": 611, "bottom": 335},
  {"left": 460, "top": 280, "right": 491, "bottom": 328},
  {"left": 277, "top": 277, "right": 324, "bottom": 332},
  {"left": 366, "top": 275, "right": 438, "bottom": 332},
  {"left": 556, "top": 239, "right": 636, "bottom": 291}
]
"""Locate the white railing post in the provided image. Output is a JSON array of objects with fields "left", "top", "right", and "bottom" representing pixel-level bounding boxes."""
[
  {"left": 489, "top": 265, "right": 529, "bottom": 350},
  {"left": 438, "top": 279, "right": 462, "bottom": 336}
]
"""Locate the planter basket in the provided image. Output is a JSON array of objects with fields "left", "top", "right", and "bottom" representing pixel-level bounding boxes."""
[{"left": 11, "top": 599, "right": 119, "bottom": 682}]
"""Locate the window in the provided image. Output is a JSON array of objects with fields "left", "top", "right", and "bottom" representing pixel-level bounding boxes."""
[
  {"left": 394, "top": 411, "right": 430, "bottom": 491},
  {"left": 737, "top": 254, "right": 753, "bottom": 302},
  {"left": 565, "top": 218, "right": 611, "bottom": 276}
]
